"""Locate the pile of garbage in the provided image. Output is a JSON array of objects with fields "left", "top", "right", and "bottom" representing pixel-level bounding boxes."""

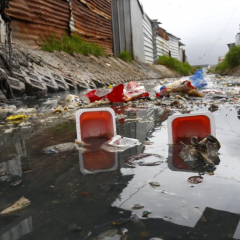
[
  {"left": 155, "top": 68, "right": 207, "bottom": 98},
  {"left": 85, "top": 82, "right": 149, "bottom": 103}
]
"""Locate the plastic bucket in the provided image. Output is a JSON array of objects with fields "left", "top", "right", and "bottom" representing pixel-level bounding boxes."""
[
  {"left": 167, "top": 112, "right": 216, "bottom": 172},
  {"left": 76, "top": 108, "right": 116, "bottom": 142},
  {"left": 167, "top": 112, "right": 216, "bottom": 144}
]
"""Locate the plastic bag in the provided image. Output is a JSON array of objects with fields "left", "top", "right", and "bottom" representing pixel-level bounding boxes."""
[
  {"left": 85, "top": 84, "right": 125, "bottom": 103},
  {"left": 170, "top": 80, "right": 195, "bottom": 93},
  {"left": 106, "top": 135, "right": 140, "bottom": 148},
  {"left": 190, "top": 68, "right": 207, "bottom": 89},
  {"left": 126, "top": 81, "right": 138, "bottom": 91}
]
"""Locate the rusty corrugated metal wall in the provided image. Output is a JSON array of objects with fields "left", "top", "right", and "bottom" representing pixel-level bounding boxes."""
[
  {"left": 5, "top": 0, "right": 113, "bottom": 54},
  {"left": 70, "top": 0, "right": 112, "bottom": 55}
]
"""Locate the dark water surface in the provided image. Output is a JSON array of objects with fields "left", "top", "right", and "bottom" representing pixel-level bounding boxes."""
[{"left": 1, "top": 98, "right": 240, "bottom": 240}]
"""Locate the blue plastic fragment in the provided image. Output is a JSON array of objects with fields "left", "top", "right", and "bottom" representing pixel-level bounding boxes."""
[{"left": 190, "top": 69, "right": 207, "bottom": 89}]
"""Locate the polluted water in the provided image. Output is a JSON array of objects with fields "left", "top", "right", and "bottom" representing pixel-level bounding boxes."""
[{"left": 0, "top": 75, "right": 240, "bottom": 239}]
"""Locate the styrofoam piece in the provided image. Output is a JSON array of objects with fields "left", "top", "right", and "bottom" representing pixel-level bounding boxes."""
[
  {"left": 167, "top": 112, "right": 216, "bottom": 144},
  {"left": 76, "top": 107, "right": 116, "bottom": 142}
]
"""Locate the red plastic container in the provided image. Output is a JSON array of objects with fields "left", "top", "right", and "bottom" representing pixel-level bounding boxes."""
[
  {"left": 167, "top": 113, "right": 216, "bottom": 171},
  {"left": 76, "top": 108, "right": 116, "bottom": 142},
  {"left": 168, "top": 113, "right": 215, "bottom": 144}
]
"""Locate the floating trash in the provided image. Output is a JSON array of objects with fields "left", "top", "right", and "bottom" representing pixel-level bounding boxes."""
[
  {"left": 0, "top": 196, "right": 30, "bottom": 214},
  {"left": 125, "top": 153, "right": 164, "bottom": 167},
  {"left": 10, "top": 180, "right": 22, "bottom": 187},
  {"left": 149, "top": 182, "right": 160, "bottom": 187},
  {"left": 132, "top": 204, "right": 144, "bottom": 210},
  {"left": 188, "top": 176, "right": 203, "bottom": 184}
]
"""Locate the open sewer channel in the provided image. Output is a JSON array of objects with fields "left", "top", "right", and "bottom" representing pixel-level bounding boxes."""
[{"left": 0, "top": 82, "right": 240, "bottom": 239}]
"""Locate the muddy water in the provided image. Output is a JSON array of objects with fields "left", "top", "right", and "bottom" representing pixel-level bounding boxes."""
[{"left": 1, "top": 96, "right": 240, "bottom": 239}]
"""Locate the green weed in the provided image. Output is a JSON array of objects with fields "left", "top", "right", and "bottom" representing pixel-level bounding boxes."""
[
  {"left": 158, "top": 56, "right": 194, "bottom": 76},
  {"left": 119, "top": 51, "right": 132, "bottom": 62},
  {"left": 215, "top": 45, "right": 240, "bottom": 74},
  {"left": 41, "top": 35, "right": 104, "bottom": 57}
]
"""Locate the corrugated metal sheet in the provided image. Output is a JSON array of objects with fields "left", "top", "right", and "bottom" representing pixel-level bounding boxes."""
[
  {"left": 111, "top": 0, "right": 132, "bottom": 57},
  {"left": 5, "top": 0, "right": 113, "bottom": 55},
  {"left": 111, "top": 0, "right": 145, "bottom": 61},
  {"left": 156, "top": 36, "right": 169, "bottom": 57},
  {"left": 168, "top": 34, "right": 179, "bottom": 60},
  {"left": 6, "top": 0, "right": 70, "bottom": 29},
  {"left": 235, "top": 33, "right": 240, "bottom": 46},
  {"left": 70, "top": 0, "right": 112, "bottom": 55},
  {"left": 129, "top": 0, "right": 145, "bottom": 62},
  {"left": 158, "top": 28, "right": 169, "bottom": 41},
  {"left": 5, "top": 0, "right": 70, "bottom": 45},
  {"left": 143, "top": 13, "right": 154, "bottom": 63}
]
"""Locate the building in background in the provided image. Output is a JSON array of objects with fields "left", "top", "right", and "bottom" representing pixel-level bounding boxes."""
[
  {"left": 2, "top": 0, "right": 186, "bottom": 64},
  {"left": 111, "top": 0, "right": 186, "bottom": 64}
]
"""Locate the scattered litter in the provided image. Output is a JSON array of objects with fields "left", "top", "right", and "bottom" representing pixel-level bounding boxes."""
[
  {"left": 125, "top": 153, "right": 165, "bottom": 167},
  {"left": 4, "top": 128, "right": 13, "bottom": 134},
  {"left": 10, "top": 180, "right": 22, "bottom": 187},
  {"left": 188, "top": 176, "right": 203, "bottom": 184},
  {"left": 142, "top": 210, "right": 152, "bottom": 218},
  {"left": 42, "top": 142, "right": 77, "bottom": 154},
  {"left": 132, "top": 204, "right": 144, "bottom": 210},
  {"left": 1, "top": 196, "right": 30, "bottom": 214},
  {"left": 97, "top": 229, "right": 118, "bottom": 239},
  {"left": 106, "top": 135, "right": 140, "bottom": 149},
  {"left": 179, "top": 135, "right": 221, "bottom": 166},
  {"left": 6, "top": 114, "right": 28, "bottom": 121},
  {"left": 149, "top": 182, "right": 160, "bottom": 187},
  {"left": 16, "top": 108, "right": 37, "bottom": 115}
]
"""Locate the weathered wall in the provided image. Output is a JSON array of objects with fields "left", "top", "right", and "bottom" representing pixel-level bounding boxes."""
[
  {"left": 111, "top": 0, "right": 132, "bottom": 57},
  {"left": 70, "top": 0, "right": 113, "bottom": 55},
  {"left": 5, "top": 0, "right": 113, "bottom": 54}
]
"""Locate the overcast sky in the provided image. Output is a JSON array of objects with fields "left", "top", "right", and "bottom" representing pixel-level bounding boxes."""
[{"left": 140, "top": 0, "right": 240, "bottom": 65}]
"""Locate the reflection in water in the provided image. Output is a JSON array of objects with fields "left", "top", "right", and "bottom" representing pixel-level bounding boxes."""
[
  {"left": 1, "top": 99, "right": 240, "bottom": 239},
  {"left": 0, "top": 217, "right": 33, "bottom": 240},
  {"left": 79, "top": 136, "right": 118, "bottom": 174},
  {"left": 168, "top": 143, "right": 220, "bottom": 174},
  {"left": 0, "top": 131, "right": 29, "bottom": 182},
  {"left": 79, "top": 150, "right": 118, "bottom": 174}
]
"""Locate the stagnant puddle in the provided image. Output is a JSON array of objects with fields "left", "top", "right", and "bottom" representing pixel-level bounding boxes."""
[{"left": 1, "top": 91, "right": 240, "bottom": 239}]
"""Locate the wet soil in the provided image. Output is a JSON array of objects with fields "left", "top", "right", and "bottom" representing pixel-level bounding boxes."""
[{"left": 0, "top": 78, "right": 240, "bottom": 240}]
